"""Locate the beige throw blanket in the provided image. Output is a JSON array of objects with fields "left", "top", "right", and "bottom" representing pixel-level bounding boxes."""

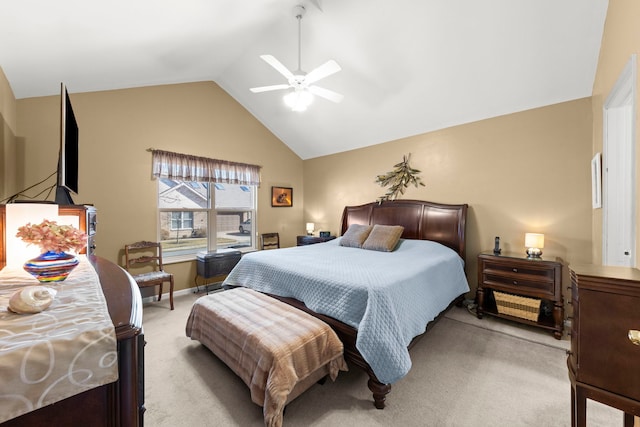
[{"left": 186, "top": 287, "right": 347, "bottom": 427}]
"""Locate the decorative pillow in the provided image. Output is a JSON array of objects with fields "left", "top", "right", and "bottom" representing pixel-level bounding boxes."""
[
  {"left": 339, "top": 224, "right": 373, "bottom": 248},
  {"left": 362, "top": 225, "right": 405, "bottom": 252}
]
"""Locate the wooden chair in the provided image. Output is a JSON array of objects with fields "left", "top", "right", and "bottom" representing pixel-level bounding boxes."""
[
  {"left": 260, "top": 233, "right": 280, "bottom": 250},
  {"left": 124, "top": 241, "right": 174, "bottom": 310}
]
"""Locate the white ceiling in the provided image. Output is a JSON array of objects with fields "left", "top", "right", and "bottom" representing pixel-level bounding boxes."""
[{"left": 1, "top": 0, "right": 608, "bottom": 159}]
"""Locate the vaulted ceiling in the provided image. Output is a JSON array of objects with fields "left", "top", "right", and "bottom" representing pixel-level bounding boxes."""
[{"left": 1, "top": 0, "right": 608, "bottom": 159}]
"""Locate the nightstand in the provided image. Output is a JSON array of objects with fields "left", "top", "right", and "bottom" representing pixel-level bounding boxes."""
[
  {"left": 476, "top": 251, "right": 563, "bottom": 339},
  {"left": 296, "top": 235, "right": 336, "bottom": 246}
]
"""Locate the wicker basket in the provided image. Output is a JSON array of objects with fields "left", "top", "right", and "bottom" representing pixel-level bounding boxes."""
[{"left": 493, "top": 291, "right": 541, "bottom": 321}]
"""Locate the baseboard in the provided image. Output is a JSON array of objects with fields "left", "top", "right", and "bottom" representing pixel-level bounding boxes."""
[{"left": 140, "top": 284, "right": 218, "bottom": 304}]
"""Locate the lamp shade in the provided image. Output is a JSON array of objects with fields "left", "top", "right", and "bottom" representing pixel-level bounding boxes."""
[
  {"left": 306, "top": 223, "right": 315, "bottom": 233},
  {"left": 525, "top": 233, "right": 545, "bottom": 249},
  {"left": 5, "top": 203, "right": 60, "bottom": 267}
]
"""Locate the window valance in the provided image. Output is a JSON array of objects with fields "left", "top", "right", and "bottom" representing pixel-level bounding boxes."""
[{"left": 150, "top": 149, "right": 261, "bottom": 185}]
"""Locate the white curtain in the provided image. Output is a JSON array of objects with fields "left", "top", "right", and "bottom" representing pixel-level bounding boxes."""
[{"left": 151, "top": 149, "right": 261, "bottom": 185}]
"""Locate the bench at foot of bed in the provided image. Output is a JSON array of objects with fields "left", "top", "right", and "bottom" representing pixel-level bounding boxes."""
[{"left": 185, "top": 287, "right": 348, "bottom": 427}]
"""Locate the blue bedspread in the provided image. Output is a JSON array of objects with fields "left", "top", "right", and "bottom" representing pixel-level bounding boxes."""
[{"left": 222, "top": 238, "right": 469, "bottom": 384}]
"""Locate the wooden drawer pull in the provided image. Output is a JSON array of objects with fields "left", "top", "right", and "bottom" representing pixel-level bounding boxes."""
[{"left": 629, "top": 330, "right": 640, "bottom": 345}]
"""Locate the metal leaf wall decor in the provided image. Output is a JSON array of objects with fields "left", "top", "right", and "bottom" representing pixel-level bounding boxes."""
[{"left": 375, "top": 153, "right": 425, "bottom": 203}]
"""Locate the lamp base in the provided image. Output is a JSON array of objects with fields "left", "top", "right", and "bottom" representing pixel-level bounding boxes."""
[{"left": 526, "top": 247, "right": 543, "bottom": 258}]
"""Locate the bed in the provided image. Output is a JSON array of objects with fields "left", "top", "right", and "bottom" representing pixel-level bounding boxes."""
[{"left": 223, "top": 199, "right": 469, "bottom": 409}]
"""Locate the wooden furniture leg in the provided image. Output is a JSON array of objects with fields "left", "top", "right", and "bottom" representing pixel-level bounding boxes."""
[
  {"left": 367, "top": 377, "right": 391, "bottom": 409},
  {"left": 573, "top": 384, "right": 587, "bottom": 427},
  {"left": 571, "top": 382, "right": 576, "bottom": 427},
  {"left": 476, "top": 286, "right": 485, "bottom": 319}
]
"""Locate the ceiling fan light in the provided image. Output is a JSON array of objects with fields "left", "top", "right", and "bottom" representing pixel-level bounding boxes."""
[{"left": 284, "top": 89, "right": 313, "bottom": 112}]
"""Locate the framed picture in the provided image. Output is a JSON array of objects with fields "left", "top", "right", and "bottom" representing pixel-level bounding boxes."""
[
  {"left": 271, "top": 186, "right": 293, "bottom": 207},
  {"left": 591, "top": 152, "right": 602, "bottom": 209}
]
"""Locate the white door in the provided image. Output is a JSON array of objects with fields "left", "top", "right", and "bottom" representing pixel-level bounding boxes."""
[{"left": 603, "top": 55, "right": 636, "bottom": 267}]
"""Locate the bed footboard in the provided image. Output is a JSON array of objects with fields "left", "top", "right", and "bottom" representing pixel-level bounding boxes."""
[{"left": 269, "top": 292, "right": 465, "bottom": 409}]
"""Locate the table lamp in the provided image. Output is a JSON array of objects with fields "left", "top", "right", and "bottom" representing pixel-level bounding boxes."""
[
  {"left": 306, "top": 223, "right": 315, "bottom": 236},
  {"left": 525, "top": 233, "right": 544, "bottom": 258}
]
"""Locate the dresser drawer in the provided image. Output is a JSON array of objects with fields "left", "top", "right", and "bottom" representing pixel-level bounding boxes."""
[
  {"left": 578, "top": 288, "right": 640, "bottom": 401},
  {"left": 568, "top": 275, "right": 579, "bottom": 369}
]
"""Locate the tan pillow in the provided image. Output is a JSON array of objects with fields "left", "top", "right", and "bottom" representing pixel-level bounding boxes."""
[
  {"left": 340, "top": 224, "right": 373, "bottom": 248},
  {"left": 362, "top": 225, "right": 405, "bottom": 252}
]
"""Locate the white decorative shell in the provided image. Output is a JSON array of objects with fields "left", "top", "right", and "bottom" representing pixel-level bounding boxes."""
[{"left": 8, "top": 286, "right": 56, "bottom": 314}]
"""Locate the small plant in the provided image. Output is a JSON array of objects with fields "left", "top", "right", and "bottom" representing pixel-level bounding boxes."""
[
  {"left": 375, "top": 153, "right": 425, "bottom": 203},
  {"left": 16, "top": 220, "right": 87, "bottom": 253}
]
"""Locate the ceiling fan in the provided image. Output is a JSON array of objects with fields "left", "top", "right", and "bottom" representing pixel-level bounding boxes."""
[{"left": 250, "top": 4, "right": 343, "bottom": 111}]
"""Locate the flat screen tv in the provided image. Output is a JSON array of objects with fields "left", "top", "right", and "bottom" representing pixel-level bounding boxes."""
[{"left": 55, "top": 83, "right": 79, "bottom": 205}]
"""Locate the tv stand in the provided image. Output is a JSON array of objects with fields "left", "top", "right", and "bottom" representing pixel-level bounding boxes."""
[{"left": 55, "top": 185, "right": 75, "bottom": 205}]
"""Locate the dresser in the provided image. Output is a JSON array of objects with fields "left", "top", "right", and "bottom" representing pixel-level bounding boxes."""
[
  {"left": 0, "top": 204, "right": 145, "bottom": 426},
  {"left": 1, "top": 256, "right": 145, "bottom": 426},
  {"left": 568, "top": 264, "right": 640, "bottom": 427},
  {"left": 476, "top": 252, "right": 563, "bottom": 339}
]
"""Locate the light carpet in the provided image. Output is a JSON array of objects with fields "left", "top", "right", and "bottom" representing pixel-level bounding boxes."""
[{"left": 141, "top": 290, "right": 623, "bottom": 426}]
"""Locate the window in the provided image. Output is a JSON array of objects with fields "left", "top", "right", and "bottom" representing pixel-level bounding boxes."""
[
  {"left": 151, "top": 149, "right": 261, "bottom": 261},
  {"left": 170, "top": 212, "right": 193, "bottom": 230},
  {"left": 158, "top": 179, "right": 257, "bottom": 260}
]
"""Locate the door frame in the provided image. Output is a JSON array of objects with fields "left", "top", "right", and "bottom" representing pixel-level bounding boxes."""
[{"left": 602, "top": 54, "right": 637, "bottom": 267}]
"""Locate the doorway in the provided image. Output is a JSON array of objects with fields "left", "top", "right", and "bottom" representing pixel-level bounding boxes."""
[{"left": 602, "top": 54, "right": 637, "bottom": 267}]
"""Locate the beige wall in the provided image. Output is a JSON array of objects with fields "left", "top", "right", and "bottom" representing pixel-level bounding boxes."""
[
  {"left": 591, "top": 0, "right": 640, "bottom": 266},
  {"left": 15, "top": 82, "right": 304, "bottom": 292},
  {"left": 304, "top": 98, "right": 594, "bottom": 295}
]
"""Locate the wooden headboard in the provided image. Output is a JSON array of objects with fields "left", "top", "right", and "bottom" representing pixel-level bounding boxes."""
[{"left": 340, "top": 199, "right": 468, "bottom": 261}]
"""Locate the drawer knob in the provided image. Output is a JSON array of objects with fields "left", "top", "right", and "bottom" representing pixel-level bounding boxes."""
[
  {"left": 629, "top": 330, "right": 640, "bottom": 346},
  {"left": 513, "top": 280, "right": 518, "bottom": 285},
  {"left": 512, "top": 268, "right": 518, "bottom": 273}
]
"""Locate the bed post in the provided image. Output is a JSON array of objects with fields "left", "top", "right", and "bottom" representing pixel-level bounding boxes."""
[{"left": 368, "top": 377, "right": 391, "bottom": 409}]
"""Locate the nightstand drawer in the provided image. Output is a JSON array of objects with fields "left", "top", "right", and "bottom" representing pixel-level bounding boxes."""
[
  {"left": 483, "top": 273, "right": 554, "bottom": 295},
  {"left": 483, "top": 260, "right": 556, "bottom": 281}
]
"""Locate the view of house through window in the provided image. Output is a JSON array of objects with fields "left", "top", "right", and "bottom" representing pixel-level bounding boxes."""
[{"left": 158, "top": 179, "right": 256, "bottom": 258}]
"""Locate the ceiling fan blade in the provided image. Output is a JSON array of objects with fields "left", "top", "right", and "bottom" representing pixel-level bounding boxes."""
[
  {"left": 250, "top": 84, "right": 290, "bottom": 93},
  {"left": 260, "top": 55, "right": 294, "bottom": 80},
  {"left": 308, "top": 85, "right": 344, "bottom": 103},
  {"left": 304, "top": 60, "right": 341, "bottom": 85}
]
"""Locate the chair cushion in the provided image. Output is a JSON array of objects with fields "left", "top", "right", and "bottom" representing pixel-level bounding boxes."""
[{"left": 132, "top": 271, "right": 172, "bottom": 285}]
